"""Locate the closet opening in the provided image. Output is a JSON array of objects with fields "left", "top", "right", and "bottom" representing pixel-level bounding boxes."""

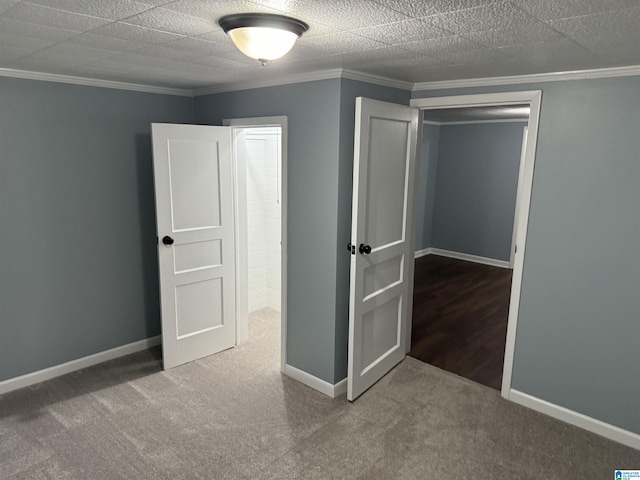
[{"left": 227, "top": 117, "right": 288, "bottom": 372}]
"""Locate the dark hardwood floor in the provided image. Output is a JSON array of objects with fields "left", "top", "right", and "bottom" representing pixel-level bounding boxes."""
[{"left": 409, "top": 255, "right": 512, "bottom": 390}]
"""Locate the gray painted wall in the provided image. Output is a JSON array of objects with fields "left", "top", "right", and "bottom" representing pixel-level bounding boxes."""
[
  {"left": 430, "top": 122, "right": 526, "bottom": 261},
  {"left": 413, "top": 75, "right": 640, "bottom": 435},
  {"left": 0, "top": 76, "right": 409, "bottom": 387},
  {"left": 334, "top": 79, "right": 411, "bottom": 381},
  {"left": 414, "top": 124, "right": 441, "bottom": 250},
  {"left": 195, "top": 78, "right": 410, "bottom": 384},
  {"left": 8, "top": 72, "right": 635, "bottom": 439},
  {"left": 194, "top": 79, "right": 343, "bottom": 383},
  {"left": 0, "top": 77, "right": 195, "bottom": 382}
]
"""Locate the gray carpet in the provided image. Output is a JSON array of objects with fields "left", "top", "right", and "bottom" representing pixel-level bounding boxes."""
[{"left": 1, "top": 308, "right": 639, "bottom": 479}]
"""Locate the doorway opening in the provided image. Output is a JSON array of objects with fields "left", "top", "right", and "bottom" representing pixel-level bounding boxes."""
[
  {"left": 409, "top": 92, "right": 541, "bottom": 398},
  {"left": 410, "top": 109, "right": 528, "bottom": 390},
  {"left": 226, "top": 117, "right": 288, "bottom": 373}
]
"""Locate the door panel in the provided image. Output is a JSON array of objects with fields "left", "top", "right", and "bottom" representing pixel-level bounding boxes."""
[
  {"left": 362, "top": 254, "right": 403, "bottom": 299},
  {"left": 152, "top": 123, "right": 236, "bottom": 369},
  {"left": 175, "top": 277, "right": 223, "bottom": 337},
  {"left": 168, "top": 139, "right": 222, "bottom": 230},
  {"left": 173, "top": 239, "right": 222, "bottom": 273},
  {"left": 347, "top": 98, "right": 420, "bottom": 401},
  {"left": 364, "top": 118, "right": 410, "bottom": 247}
]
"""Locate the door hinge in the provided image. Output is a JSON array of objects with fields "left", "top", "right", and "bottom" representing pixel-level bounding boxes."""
[{"left": 347, "top": 242, "right": 355, "bottom": 255}]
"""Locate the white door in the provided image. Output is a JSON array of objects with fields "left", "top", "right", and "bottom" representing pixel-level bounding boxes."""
[
  {"left": 347, "top": 98, "right": 420, "bottom": 401},
  {"left": 510, "top": 126, "right": 529, "bottom": 268},
  {"left": 151, "top": 123, "right": 236, "bottom": 369}
]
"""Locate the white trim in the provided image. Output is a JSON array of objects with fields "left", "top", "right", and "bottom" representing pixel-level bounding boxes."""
[
  {"left": 411, "top": 90, "right": 542, "bottom": 109},
  {"left": 229, "top": 128, "right": 249, "bottom": 346},
  {"left": 195, "top": 69, "right": 344, "bottom": 96},
  {"left": 510, "top": 126, "right": 528, "bottom": 268},
  {"left": 403, "top": 108, "right": 424, "bottom": 355},
  {"left": 509, "top": 389, "right": 640, "bottom": 451},
  {"left": 426, "top": 248, "right": 510, "bottom": 268},
  {"left": 500, "top": 92, "right": 541, "bottom": 398},
  {"left": 333, "top": 377, "right": 348, "bottom": 397},
  {"left": 0, "top": 67, "right": 192, "bottom": 97},
  {"left": 423, "top": 118, "right": 528, "bottom": 126},
  {"left": 225, "top": 116, "right": 288, "bottom": 374},
  {"left": 414, "top": 247, "right": 432, "bottom": 258},
  {"left": 341, "top": 69, "right": 413, "bottom": 91},
  {"left": 411, "top": 91, "right": 542, "bottom": 401},
  {"left": 284, "top": 364, "right": 346, "bottom": 398},
  {"left": 413, "top": 64, "right": 640, "bottom": 91},
  {"left": 193, "top": 68, "right": 411, "bottom": 96},
  {"left": 0, "top": 336, "right": 161, "bottom": 395},
  {"left": 4, "top": 63, "right": 638, "bottom": 98},
  {"left": 1, "top": 67, "right": 410, "bottom": 97},
  {"left": 224, "top": 116, "right": 288, "bottom": 127}
]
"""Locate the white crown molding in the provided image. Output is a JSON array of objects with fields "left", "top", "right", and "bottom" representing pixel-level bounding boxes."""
[
  {"left": 0, "top": 68, "right": 193, "bottom": 96},
  {"left": 192, "top": 69, "right": 345, "bottom": 96},
  {"left": 413, "top": 64, "right": 640, "bottom": 91},
  {"left": 192, "top": 68, "right": 413, "bottom": 96},
  {"left": 341, "top": 69, "right": 413, "bottom": 91},
  {"left": 1, "top": 66, "right": 410, "bottom": 98},
  {"left": 4, "top": 63, "right": 639, "bottom": 98}
]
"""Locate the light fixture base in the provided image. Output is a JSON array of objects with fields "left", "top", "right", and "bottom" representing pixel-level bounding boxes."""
[
  {"left": 219, "top": 13, "right": 309, "bottom": 64},
  {"left": 218, "top": 13, "right": 309, "bottom": 37}
]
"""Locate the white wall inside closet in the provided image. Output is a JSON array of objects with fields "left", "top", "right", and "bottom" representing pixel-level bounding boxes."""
[{"left": 244, "top": 127, "right": 282, "bottom": 313}]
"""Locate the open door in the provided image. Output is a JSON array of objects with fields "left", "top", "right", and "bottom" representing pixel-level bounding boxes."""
[
  {"left": 347, "top": 98, "right": 420, "bottom": 401},
  {"left": 151, "top": 123, "right": 236, "bottom": 369},
  {"left": 510, "top": 126, "right": 529, "bottom": 268}
]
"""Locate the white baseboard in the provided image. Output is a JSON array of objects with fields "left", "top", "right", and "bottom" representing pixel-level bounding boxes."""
[
  {"left": 284, "top": 364, "right": 346, "bottom": 398},
  {"left": 509, "top": 389, "right": 640, "bottom": 451},
  {"left": 334, "top": 377, "right": 347, "bottom": 397},
  {"left": 415, "top": 247, "right": 511, "bottom": 269},
  {"left": 0, "top": 336, "right": 161, "bottom": 396},
  {"left": 414, "top": 247, "right": 432, "bottom": 258}
]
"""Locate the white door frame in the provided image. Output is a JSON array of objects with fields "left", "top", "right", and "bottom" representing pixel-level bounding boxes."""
[
  {"left": 223, "top": 116, "right": 288, "bottom": 373},
  {"left": 410, "top": 91, "right": 542, "bottom": 399},
  {"left": 510, "top": 126, "right": 529, "bottom": 268}
]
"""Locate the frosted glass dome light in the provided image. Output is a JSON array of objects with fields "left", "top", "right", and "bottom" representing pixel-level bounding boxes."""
[{"left": 219, "top": 14, "right": 309, "bottom": 66}]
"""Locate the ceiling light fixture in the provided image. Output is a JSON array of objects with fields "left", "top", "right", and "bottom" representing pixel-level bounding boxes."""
[{"left": 218, "top": 13, "right": 309, "bottom": 66}]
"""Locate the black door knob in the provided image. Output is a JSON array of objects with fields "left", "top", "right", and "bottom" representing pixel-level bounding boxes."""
[
  {"left": 162, "top": 235, "right": 174, "bottom": 245},
  {"left": 359, "top": 243, "right": 372, "bottom": 255}
]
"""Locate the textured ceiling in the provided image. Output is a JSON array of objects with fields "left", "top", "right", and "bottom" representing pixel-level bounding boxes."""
[
  {"left": 0, "top": 0, "right": 639, "bottom": 90},
  {"left": 423, "top": 104, "right": 530, "bottom": 123}
]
